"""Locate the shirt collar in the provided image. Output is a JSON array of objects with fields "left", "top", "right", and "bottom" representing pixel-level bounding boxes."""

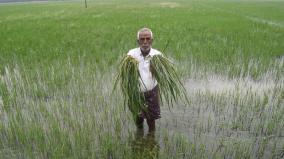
[{"left": 139, "top": 48, "right": 152, "bottom": 57}]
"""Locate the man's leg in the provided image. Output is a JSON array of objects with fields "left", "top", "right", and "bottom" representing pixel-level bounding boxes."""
[
  {"left": 136, "top": 116, "right": 144, "bottom": 129},
  {"left": 146, "top": 119, "right": 155, "bottom": 132}
]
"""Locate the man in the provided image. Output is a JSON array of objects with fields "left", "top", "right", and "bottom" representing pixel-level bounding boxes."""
[{"left": 127, "top": 28, "right": 162, "bottom": 132}]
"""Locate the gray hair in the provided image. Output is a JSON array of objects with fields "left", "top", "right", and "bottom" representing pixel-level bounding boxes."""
[{"left": 137, "top": 28, "right": 153, "bottom": 40}]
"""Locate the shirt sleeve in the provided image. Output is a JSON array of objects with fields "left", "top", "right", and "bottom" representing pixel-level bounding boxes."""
[{"left": 127, "top": 49, "right": 137, "bottom": 58}]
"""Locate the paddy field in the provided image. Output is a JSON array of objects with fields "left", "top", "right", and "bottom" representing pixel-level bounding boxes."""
[{"left": 0, "top": 0, "right": 283, "bottom": 158}]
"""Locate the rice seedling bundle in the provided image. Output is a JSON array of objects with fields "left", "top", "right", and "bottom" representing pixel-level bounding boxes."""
[
  {"left": 150, "top": 55, "right": 189, "bottom": 108},
  {"left": 114, "top": 54, "right": 189, "bottom": 118},
  {"left": 114, "top": 55, "right": 146, "bottom": 119}
]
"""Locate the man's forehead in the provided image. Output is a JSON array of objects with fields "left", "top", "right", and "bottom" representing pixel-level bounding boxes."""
[{"left": 139, "top": 31, "right": 151, "bottom": 36}]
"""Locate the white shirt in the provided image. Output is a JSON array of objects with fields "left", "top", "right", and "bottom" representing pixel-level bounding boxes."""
[{"left": 127, "top": 47, "right": 163, "bottom": 92}]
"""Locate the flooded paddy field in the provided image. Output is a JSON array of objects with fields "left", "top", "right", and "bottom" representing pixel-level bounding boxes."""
[
  {"left": 1, "top": 58, "right": 282, "bottom": 158},
  {"left": 0, "top": 0, "right": 283, "bottom": 158}
]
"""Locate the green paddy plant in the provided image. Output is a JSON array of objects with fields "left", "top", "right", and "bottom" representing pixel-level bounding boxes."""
[
  {"left": 150, "top": 55, "right": 189, "bottom": 108},
  {"left": 114, "top": 55, "right": 146, "bottom": 120},
  {"left": 114, "top": 54, "right": 189, "bottom": 120}
]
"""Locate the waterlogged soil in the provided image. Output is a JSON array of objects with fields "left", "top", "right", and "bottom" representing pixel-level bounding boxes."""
[{"left": 131, "top": 75, "right": 284, "bottom": 158}]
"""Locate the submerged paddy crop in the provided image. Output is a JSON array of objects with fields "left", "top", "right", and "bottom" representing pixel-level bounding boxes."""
[{"left": 0, "top": 0, "right": 283, "bottom": 158}]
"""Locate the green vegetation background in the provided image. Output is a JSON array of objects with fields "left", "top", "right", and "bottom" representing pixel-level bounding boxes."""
[{"left": 1, "top": 0, "right": 283, "bottom": 74}]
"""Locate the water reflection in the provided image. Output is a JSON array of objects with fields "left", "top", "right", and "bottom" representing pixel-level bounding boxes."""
[{"left": 131, "top": 129, "right": 160, "bottom": 159}]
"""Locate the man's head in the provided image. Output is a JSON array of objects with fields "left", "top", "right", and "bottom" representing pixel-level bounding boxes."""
[{"left": 137, "top": 28, "right": 153, "bottom": 53}]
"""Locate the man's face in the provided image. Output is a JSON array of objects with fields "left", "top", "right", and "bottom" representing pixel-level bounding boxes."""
[{"left": 138, "top": 31, "right": 153, "bottom": 53}]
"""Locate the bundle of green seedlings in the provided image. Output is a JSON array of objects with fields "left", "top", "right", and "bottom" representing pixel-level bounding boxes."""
[
  {"left": 114, "top": 55, "right": 189, "bottom": 119},
  {"left": 114, "top": 55, "right": 146, "bottom": 119},
  {"left": 150, "top": 55, "right": 189, "bottom": 107}
]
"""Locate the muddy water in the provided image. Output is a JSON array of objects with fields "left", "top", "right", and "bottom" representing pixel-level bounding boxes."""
[{"left": 130, "top": 75, "right": 284, "bottom": 158}]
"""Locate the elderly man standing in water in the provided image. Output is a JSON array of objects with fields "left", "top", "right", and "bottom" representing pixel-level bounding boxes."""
[
  {"left": 126, "top": 28, "right": 163, "bottom": 132},
  {"left": 115, "top": 27, "right": 188, "bottom": 132}
]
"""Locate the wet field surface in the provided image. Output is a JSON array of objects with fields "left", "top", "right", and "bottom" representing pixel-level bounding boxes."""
[{"left": 129, "top": 73, "right": 284, "bottom": 158}]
